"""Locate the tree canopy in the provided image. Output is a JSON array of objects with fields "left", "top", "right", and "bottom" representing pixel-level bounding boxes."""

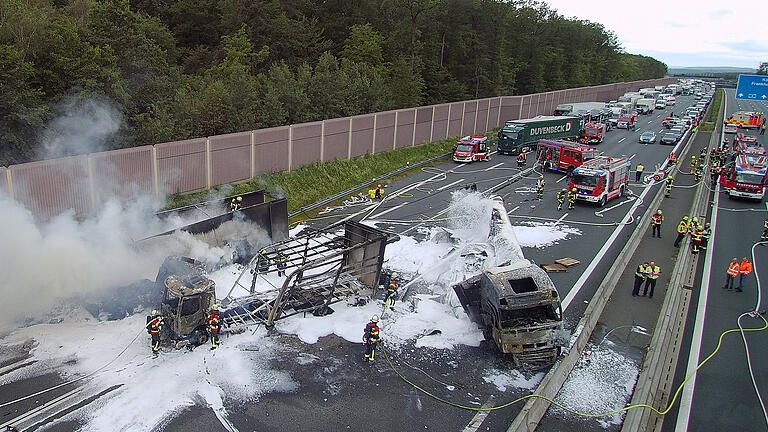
[{"left": 0, "top": 0, "right": 667, "bottom": 165}]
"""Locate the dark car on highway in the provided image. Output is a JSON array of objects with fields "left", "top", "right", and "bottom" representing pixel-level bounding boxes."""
[
  {"left": 639, "top": 131, "right": 657, "bottom": 143},
  {"left": 660, "top": 132, "right": 678, "bottom": 145}
]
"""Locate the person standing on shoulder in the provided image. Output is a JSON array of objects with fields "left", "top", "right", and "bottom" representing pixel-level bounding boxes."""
[
  {"left": 643, "top": 262, "right": 661, "bottom": 298},
  {"left": 651, "top": 209, "right": 664, "bottom": 238},
  {"left": 536, "top": 176, "right": 545, "bottom": 200},
  {"left": 146, "top": 310, "right": 165, "bottom": 357},
  {"left": 363, "top": 315, "right": 381, "bottom": 362},
  {"left": 567, "top": 188, "right": 577, "bottom": 210},
  {"left": 674, "top": 216, "right": 689, "bottom": 247},
  {"left": 557, "top": 188, "right": 567, "bottom": 211},
  {"left": 636, "top": 163, "right": 644, "bottom": 182},
  {"left": 723, "top": 258, "right": 740, "bottom": 290},
  {"left": 632, "top": 262, "right": 649, "bottom": 297},
  {"left": 738, "top": 257, "right": 752, "bottom": 292},
  {"left": 761, "top": 218, "right": 768, "bottom": 242}
]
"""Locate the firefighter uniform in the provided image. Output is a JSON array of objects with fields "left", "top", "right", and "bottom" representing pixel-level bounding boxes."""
[
  {"left": 147, "top": 311, "right": 165, "bottom": 357},
  {"left": 256, "top": 249, "right": 270, "bottom": 273},
  {"left": 556, "top": 189, "right": 567, "bottom": 211},
  {"left": 632, "top": 262, "right": 650, "bottom": 297},
  {"left": 374, "top": 185, "right": 383, "bottom": 200},
  {"left": 384, "top": 275, "right": 398, "bottom": 310},
  {"left": 665, "top": 176, "right": 673, "bottom": 197},
  {"left": 517, "top": 153, "right": 526, "bottom": 168},
  {"left": 643, "top": 263, "right": 661, "bottom": 298},
  {"left": 700, "top": 223, "right": 711, "bottom": 251},
  {"left": 723, "top": 259, "right": 740, "bottom": 290},
  {"left": 762, "top": 218, "right": 768, "bottom": 242},
  {"left": 230, "top": 196, "right": 243, "bottom": 212},
  {"left": 207, "top": 305, "right": 221, "bottom": 349},
  {"left": 276, "top": 248, "right": 287, "bottom": 276},
  {"left": 567, "top": 188, "right": 577, "bottom": 210},
  {"left": 651, "top": 210, "right": 664, "bottom": 238},
  {"left": 690, "top": 156, "right": 697, "bottom": 172},
  {"left": 536, "top": 177, "right": 544, "bottom": 199},
  {"left": 674, "top": 216, "right": 689, "bottom": 247},
  {"left": 739, "top": 258, "right": 753, "bottom": 292},
  {"left": 363, "top": 316, "right": 381, "bottom": 362},
  {"left": 690, "top": 224, "right": 703, "bottom": 255}
]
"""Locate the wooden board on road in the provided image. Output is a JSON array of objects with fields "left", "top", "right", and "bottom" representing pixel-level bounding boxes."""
[
  {"left": 555, "top": 257, "right": 580, "bottom": 267},
  {"left": 542, "top": 263, "right": 568, "bottom": 273}
]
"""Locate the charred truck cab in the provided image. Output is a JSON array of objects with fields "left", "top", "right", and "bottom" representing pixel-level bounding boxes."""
[{"left": 155, "top": 256, "right": 217, "bottom": 348}]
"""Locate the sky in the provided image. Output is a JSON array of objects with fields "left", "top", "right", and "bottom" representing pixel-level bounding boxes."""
[{"left": 544, "top": 0, "right": 766, "bottom": 69}]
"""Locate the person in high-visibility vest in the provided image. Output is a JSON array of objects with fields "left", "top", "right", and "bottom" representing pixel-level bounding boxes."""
[
  {"left": 567, "top": 188, "right": 577, "bottom": 210},
  {"left": 632, "top": 262, "right": 650, "bottom": 297},
  {"left": 723, "top": 258, "right": 740, "bottom": 290},
  {"left": 635, "top": 163, "right": 644, "bottom": 182},
  {"left": 665, "top": 175, "right": 673, "bottom": 197},
  {"left": 556, "top": 188, "right": 567, "bottom": 211},
  {"left": 230, "top": 196, "right": 243, "bottom": 211},
  {"left": 761, "top": 218, "right": 768, "bottom": 242},
  {"left": 536, "top": 176, "right": 544, "bottom": 199},
  {"left": 674, "top": 216, "right": 689, "bottom": 247},
  {"left": 690, "top": 155, "right": 697, "bottom": 172},
  {"left": 690, "top": 223, "right": 703, "bottom": 255},
  {"left": 738, "top": 257, "right": 752, "bottom": 292},
  {"left": 207, "top": 304, "right": 221, "bottom": 350},
  {"left": 643, "top": 262, "right": 661, "bottom": 298},
  {"left": 651, "top": 209, "right": 664, "bottom": 238},
  {"left": 700, "top": 222, "right": 711, "bottom": 251}
]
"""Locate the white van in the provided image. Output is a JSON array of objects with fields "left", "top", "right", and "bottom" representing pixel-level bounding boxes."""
[{"left": 655, "top": 99, "right": 667, "bottom": 110}]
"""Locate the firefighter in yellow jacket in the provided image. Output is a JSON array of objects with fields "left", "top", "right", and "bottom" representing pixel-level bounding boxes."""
[
  {"left": 147, "top": 310, "right": 165, "bottom": 357},
  {"left": 207, "top": 304, "right": 221, "bottom": 350}
]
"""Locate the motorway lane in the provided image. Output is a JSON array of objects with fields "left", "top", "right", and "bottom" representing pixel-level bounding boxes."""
[{"left": 665, "top": 89, "right": 768, "bottom": 432}]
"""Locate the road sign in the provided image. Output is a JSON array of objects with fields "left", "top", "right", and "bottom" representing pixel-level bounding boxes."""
[{"left": 735, "top": 74, "right": 768, "bottom": 100}]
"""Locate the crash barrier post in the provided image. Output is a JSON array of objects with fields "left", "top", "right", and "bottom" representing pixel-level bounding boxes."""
[
  {"left": 507, "top": 124, "right": 698, "bottom": 432},
  {"left": 621, "top": 100, "right": 723, "bottom": 431}
]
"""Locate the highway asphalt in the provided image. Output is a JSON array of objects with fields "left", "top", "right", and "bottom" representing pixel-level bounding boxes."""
[
  {"left": 1, "top": 94, "right": 709, "bottom": 432},
  {"left": 663, "top": 89, "right": 768, "bottom": 432}
]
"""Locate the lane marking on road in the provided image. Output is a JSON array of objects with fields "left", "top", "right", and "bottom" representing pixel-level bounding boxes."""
[
  {"left": 462, "top": 396, "right": 496, "bottom": 432},
  {"left": 594, "top": 198, "right": 635, "bottom": 216},
  {"left": 370, "top": 203, "right": 407, "bottom": 219},
  {"left": 628, "top": 153, "right": 637, "bottom": 161},
  {"left": 508, "top": 205, "right": 520, "bottom": 214},
  {"left": 618, "top": 137, "right": 626, "bottom": 143},
  {"left": 648, "top": 120, "right": 653, "bottom": 124},
  {"left": 555, "top": 212, "right": 569, "bottom": 224},
  {"left": 556, "top": 175, "right": 568, "bottom": 183},
  {"left": 484, "top": 162, "right": 504, "bottom": 171},
  {"left": 437, "top": 178, "right": 465, "bottom": 191}
]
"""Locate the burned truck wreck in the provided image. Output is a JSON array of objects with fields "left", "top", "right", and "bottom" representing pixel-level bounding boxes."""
[{"left": 453, "top": 197, "right": 563, "bottom": 368}]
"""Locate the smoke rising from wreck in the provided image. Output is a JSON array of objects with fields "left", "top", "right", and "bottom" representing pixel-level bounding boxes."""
[{"left": 37, "top": 97, "right": 123, "bottom": 160}]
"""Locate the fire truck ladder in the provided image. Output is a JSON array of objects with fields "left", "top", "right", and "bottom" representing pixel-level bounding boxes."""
[{"left": 221, "top": 220, "right": 390, "bottom": 329}]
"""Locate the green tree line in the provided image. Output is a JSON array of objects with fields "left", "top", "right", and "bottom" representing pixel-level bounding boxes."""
[{"left": 0, "top": 0, "right": 667, "bottom": 165}]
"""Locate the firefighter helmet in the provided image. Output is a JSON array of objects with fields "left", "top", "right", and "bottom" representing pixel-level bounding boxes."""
[
  {"left": 236, "top": 196, "right": 242, "bottom": 201},
  {"left": 371, "top": 315, "right": 379, "bottom": 323},
  {"left": 657, "top": 209, "right": 662, "bottom": 215},
  {"left": 692, "top": 217, "right": 698, "bottom": 222},
  {"left": 151, "top": 309, "right": 159, "bottom": 317},
  {"left": 705, "top": 222, "right": 711, "bottom": 228},
  {"left": 683, "top": 216, "right": 689, "bottom": 220},
  {"left": 571, "top": 188, "right": 576, "bottom": 192},
  {"left": 211, "top": 303, "right": 218, "bottom": 311},
  {"left": 390, "top": 272, "right": 398, "bottom": 280},
  {"left": 668, "top": 175, "right": 673, "bottom": 180}
]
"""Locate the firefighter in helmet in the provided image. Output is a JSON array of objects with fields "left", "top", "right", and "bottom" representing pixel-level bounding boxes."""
[
  {"left": 689, "top": 155, "right": 697, "bottom": 173},
  {"left": 674, "top": 216, "right": 689, "bottom": 247},
  {"left": 651, "top": 209, "right": 664, "bottom": 238},
  {"left": 207, "top": 304, "right": 221, "bottom": 350},
  {"left": 556, "top": 188, "right": 567, "bottom": 211},
  {"left": 761, "top": 218, "right": 768, "bottom": 242},
  {"left": 700, "top": 222, "right": 712, "bottom": 251},
  {"left": 147, "top": 309, "right": 165, "bottom": 357},
  {"left": 384, "top": 273, "right": 398, "bottom": 310},
  {"left": 567, "top": 187, "right": 577, "bottom": 210},
  {"left": 665, "top": 175, "right": 673, "bottom": 197},
  {"left": 276, "top": 247, "right": 288, "bottom": 276},
  {"left": 374, "top": 184, "right": 383, "bottom": 200},
  {"left": 363, "top": 315, "right": 381, "bottom": 362},
  {"left": 536, "top": 176, "right": 544, "bottom": 200},
  {"left": 230, "top": 196, "right": 243, "bottom": 212}
]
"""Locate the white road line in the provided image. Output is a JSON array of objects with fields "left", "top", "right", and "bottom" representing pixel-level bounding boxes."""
[
  {"left": 462, "top": 396, "right": 496, "bottom": 432},
  {"left": 618, "top": 137, "right": 626, "bottom": 143},
  {"left": 437, "top": 178, "right": 465, "bottom": 191},
  {"left": 370, "top": 203, "right": 407, "bottom": 219},
  {"left": 556, "top": 175, "right": 568, "bottom": 183},
  {"left": 628, "top": 153, "right": 637, "bottom": 160},
  {"left": 561, "top": 174, "right": 657, "bottom": 312},
  {"left": 555, "top": 212, "right": 569, "bottom": 224},
  {"left": 648, "top": 120, "right": 653, "bottom": 124},
  {"left": 485, "top": 162, "right": 504, "bottom": 171},
  {"left": 508, "top": 205, "right": 520, "bottom": 214}
]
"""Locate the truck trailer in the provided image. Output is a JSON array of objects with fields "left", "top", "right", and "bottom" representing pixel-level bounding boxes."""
[{"left": 497, "top": 116, "right": 579, "bottom": 155}]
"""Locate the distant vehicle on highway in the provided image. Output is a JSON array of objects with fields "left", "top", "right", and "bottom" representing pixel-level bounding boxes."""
[
  {"left": 639, "top": 131, "right": 657, "bottom": 144},
  {"left": 660, "top": 132, "right": 678, "bottom": 145},
  {"left": 655, "top": 99, "right": 667, "bottom": 110},
  {"left": 670, "top": 125, "right": 685, "bottom": 138},
  {"left": 724, "top": 124, "right": 738, "bottom": 134}
]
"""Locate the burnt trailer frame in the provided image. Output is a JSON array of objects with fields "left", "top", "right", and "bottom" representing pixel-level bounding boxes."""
[{"left": 221, "top": 220, "right": 390, "bottom": 328}]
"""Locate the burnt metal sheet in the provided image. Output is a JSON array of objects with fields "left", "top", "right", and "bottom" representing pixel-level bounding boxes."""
[
  {"left": 10, "top": 156, "right": 91, "bottom": 219},
  {"left": 210, "top": 131, "right": 251, "bottom": 185},
  {"left": 447, "top": 102, "right": 463, "bottom": 137},
  {"left": 374, "top": 111, "right": 395, "bottom": 154},
  {"left": 91, "top": 146, "right": 154, "bottom": 206},
  {"left": 156, "top": 138, "right": 207, "bottom": 194},
  {"left": 431, "top": 104, "right": 450, "bottom": 141},
  {"left": 395, "top": 109, "right": 415, "bottom": 149},
  {"left": 461, "top": 100, "right": 477, "bottom": 136},
  {"left": 350, "top": 115, "right": 374, "bottom": 158},
  {"left": 291, "top": 122, "right": 322, "bottom": 169},
  {"left": 322, "top": 118, "right": 350, "bottom": 162},
  {"left": 414, "top": 107, "right": 433, "bottom": 145},
  {"left": 253, "top": 126, "right": 290, "bottom": 174}
]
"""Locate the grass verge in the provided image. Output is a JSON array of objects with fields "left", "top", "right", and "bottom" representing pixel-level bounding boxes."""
[{"left": 163, "top": 131, "right": 497, "bottom": 213}]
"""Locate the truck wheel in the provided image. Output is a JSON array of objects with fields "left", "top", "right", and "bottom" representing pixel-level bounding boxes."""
[
  {"left": 620, "top": 186, "right": 625, "bottom": 197},
  {"left": 599, "top": 195, "right": 607, "bottom": 206}
]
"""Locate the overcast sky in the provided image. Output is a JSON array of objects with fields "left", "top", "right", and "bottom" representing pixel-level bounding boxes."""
[{"left": 544, "top": 0, "right": 766, "bottom": 69}]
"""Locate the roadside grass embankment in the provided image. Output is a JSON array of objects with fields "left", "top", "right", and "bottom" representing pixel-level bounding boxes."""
[{"left": 700, "top": 88, "right": 723, "bottom": 132}]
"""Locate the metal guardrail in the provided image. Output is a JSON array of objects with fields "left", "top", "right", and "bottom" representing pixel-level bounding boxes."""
[{"left": 507, "top": 127, "right": 698, "bottom": 432}]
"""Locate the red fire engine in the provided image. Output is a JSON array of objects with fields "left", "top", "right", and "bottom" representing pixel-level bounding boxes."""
[
  {"left": 724, "top": 111, "right": 765, "bottom": 129},
  {"left": 569, "top": 156, "right": 631, "bottom": 206},
  {"left": 536, "top": 139, "right": 600, "bottom": 173},
  {"left": 616, "top": 114, "right": 637, "bottom": 130},
  {"left": 733, "top": 132, "right": 759, "bottom": 151},
  {"left": 453, "top": 136, "right": 490, "bottom": 163},
  {"left": 720, "top": 142, "right": 768, "bottom": 200},
  {"left": 580, "top": 122, "right": 606, "bottom": 144}
]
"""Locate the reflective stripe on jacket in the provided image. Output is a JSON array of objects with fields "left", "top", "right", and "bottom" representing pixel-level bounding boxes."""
[
  {"left": 740, "top": 261, "right": 752, "bottom": 275},
  {"left": 727, "top": 263, "right": 740, "bottom": 277},
  {"left": 648, "top": 266, "right": 661, "bottom": 279}
]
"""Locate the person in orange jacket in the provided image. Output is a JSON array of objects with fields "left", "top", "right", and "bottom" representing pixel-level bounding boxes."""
[
  {"left": 738, "top": 257, "right": 752, "bottom": 292},
  {"left": 723, "top": 258, "right": 740, "bottom": 291}
]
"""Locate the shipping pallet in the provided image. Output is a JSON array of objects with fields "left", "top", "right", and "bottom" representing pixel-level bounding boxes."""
[
  {"left": 555, "top": 257, "right": 580, "bottom": 267},
  {"left": 542, "top": 263, "right": 568, "bottom": 273}
]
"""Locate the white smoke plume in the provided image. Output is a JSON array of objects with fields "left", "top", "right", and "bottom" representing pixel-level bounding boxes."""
[{"left": 37, "top": 97, "right": 122, "bottom": 160}]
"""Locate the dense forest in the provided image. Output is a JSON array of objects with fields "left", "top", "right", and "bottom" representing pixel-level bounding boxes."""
[{"left": 0, "top": 0, "right": 667, "bottom": 165}]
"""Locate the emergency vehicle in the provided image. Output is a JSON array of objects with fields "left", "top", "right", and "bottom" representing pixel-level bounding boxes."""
[
  {"left": 733, "top": 132, "right": 759, "bottom": 151},
  {"left": 724, "top": 111, "right": 765, "bottom": 129},
  {"left": 580, "top": 122, "right": 606, "bottom": 144},
  {"left": 569, "top": 156, "right": 631, "bottom": 206},
  {"left": 536, "top": 139, "right": 600, "bottom": 173},
  {"left": 453, "top": 135, "right": 489, "bottom": 163},
  {"left": 719, "top": 151, "right": 768, "bottom": 200},
  {"left": 616, "top": 113, "right": 637, "bottom": 130}
]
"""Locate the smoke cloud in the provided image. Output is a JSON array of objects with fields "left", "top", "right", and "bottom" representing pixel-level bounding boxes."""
[{"left": 37, "top": 97, "right": 122, "bottom": 160}]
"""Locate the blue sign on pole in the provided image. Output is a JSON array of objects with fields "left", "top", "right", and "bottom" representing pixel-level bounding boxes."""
[{"left": 735, "top": 74, "right": 768, "bottom": 100}]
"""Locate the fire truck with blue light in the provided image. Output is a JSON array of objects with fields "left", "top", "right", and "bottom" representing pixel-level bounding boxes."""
[
  {"left": 453, "top": 135, "right": 490, "bottom": 163},
  {"left": 720, "top": 139, "right": 768, "bottom": 200},
  {"left": 569, "top": 156, "right": 631, "bottom": 206}
]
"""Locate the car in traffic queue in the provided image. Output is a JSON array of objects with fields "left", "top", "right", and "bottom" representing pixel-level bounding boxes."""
[
  {"left": 639, "top": 131, "right": 657, "bottom": 144},
  {"left": 670, "top": 125, "right": 685, "bottom": 139},
  {"left": 660, "top": 132, "right": 678, "bottom": 145},
  {"left": 724, "top": 124, "right": 739, "bottom": 134},
  {"left": 655, "top": 99, "right": 667, "bottom": 110}
]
